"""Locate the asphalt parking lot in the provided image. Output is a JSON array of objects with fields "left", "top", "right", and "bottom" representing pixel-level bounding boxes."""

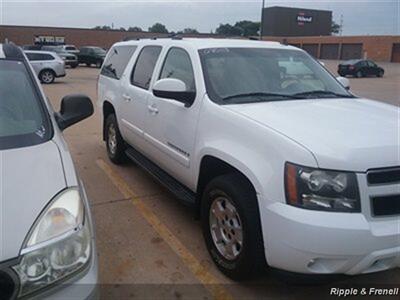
[{"left": 42, "top": 61, "right": 399, "bottom": 300}]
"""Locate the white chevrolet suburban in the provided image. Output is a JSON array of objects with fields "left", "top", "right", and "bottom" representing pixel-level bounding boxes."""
[{"left": 98, "top": 38, "right": 399, "bottom": 280}]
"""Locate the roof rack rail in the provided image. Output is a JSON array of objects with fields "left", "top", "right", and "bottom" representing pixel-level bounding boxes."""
[
  {"left": 3, "top": 42, "right": 24, "bottom": 60},
  {"left": 122, "top": 33, "right": 183, "bottom": 42}
]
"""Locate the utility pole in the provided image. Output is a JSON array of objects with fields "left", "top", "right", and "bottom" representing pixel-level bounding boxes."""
[
  {"left": 339, "top": 14, "right": 344, "bottom": 36},
  {"left": 260, "top": 0, "right": 265, "bottom": 39}
]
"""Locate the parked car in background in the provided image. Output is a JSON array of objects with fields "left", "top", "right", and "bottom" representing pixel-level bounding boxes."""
[
  {"left": 338, "top": 59, "right": 384, "bottom": 78},
  {"left": 41, "top": 45, "right": 79, "bottom": 68},
  {"left": 61, "top": 44, "right": 80, "bottom": 55},
  {"left": 98, "top": 38, "right": 399, "bottom": 280},
  {"left": 24, "top": 50, "right": 66, "bottom": 83},
  {"left": 78, "top": 46, "right": 106, "bottom": 68},
  {"left": 0, "top": 43, "right": 97, "bottom": 299}
]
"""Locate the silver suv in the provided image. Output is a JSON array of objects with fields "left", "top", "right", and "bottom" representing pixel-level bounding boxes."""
[
  {"left": 0, "top": 43, "right": 98, "bottom": 299},
  {"left": 24, "top": 50, "right": 66, "bottom": 84},
  {"left": 41, "top": 46, "right": 79, "bottom": 68}
]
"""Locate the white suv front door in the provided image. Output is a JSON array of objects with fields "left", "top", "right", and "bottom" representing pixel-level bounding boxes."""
[{"left": 144, "top": 47, "right": 201, "bottom": 187}]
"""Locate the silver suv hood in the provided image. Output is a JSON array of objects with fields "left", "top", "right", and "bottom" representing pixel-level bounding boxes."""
[
  {"left": 226, "top": 98, "right": 399, "bottom": 172},
  {"left": 0, "top": 141, "right": 66, "bottom": 261}
]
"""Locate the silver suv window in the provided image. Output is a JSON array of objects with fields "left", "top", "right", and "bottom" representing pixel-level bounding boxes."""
[
  {"left": 101, "top": 45, "right": 137, "bottom": 80},
  {"left": 0, "top": 60, "right": 51, "bottom": 150},
  {"left": 26, "top": 53, "right": 55, "bottom": 61}
]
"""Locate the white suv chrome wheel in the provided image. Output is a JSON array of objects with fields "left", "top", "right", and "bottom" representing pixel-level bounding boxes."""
[
  {"left": 209, "top": 196, "right": 243, "bottom": 260},
  {"left": 107, "top": 123, "right": 117, "bottom": 155}
]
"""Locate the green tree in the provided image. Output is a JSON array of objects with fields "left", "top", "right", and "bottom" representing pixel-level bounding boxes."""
[
  {"left": 234, "top": 20, "right": 260, "bottom": 37},
  {"left": 215, "top": 23, "right": 242, "bottom": 36},
  {"left": 331, "top": 21, "right": 342, "bottom": 35},
  {"left": 148, "top": 23, "right": 169, "bottom": 33},
  {"left": 182, "top": 28, "right": 199, "bottom": 34}
]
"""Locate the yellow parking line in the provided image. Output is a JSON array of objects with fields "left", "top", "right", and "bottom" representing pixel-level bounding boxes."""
[{"left": 96, "top": 159, "right": 233, "bottom": 300}]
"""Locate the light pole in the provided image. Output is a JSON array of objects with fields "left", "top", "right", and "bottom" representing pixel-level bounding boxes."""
[{"left": 260, "top": 0, "right": 265, "bottom": 39}]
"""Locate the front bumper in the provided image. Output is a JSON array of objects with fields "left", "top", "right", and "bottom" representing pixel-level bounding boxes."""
[
  {"left": 65, "top": 60, "right": 78, "bottom": 67},
  {"left": 262, "top": 202, "right": 400, "bottom": 275}
]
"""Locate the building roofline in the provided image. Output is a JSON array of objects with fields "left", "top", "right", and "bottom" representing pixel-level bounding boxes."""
[
  {"left": 264, "top": 6, "right": 332, "bottom": 13},
  {"left": 0, "top": 24, "right": 220, "bottom": 37}
]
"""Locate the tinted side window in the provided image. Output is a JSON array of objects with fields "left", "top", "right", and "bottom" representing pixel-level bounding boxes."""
[
  {"left": 40, "top": 54, "right": 55, "bottom": 61},
  {"left": 26, "top": 53, "right": 54, "bottom": 61},
  {"left": 159, "top": 48, "right": 195, "bottom": 91},
  {"left": 131, "top": 46, "right": 162, "bottom": 90},
  {"left": 25, "top": 53, "right": 37, "bottom": 61},
  {"left": 358, "top": 61, "right": 367, "bottom": 67},
  {"left": 101, "top": 45, "right": 137, "bottom": 80}
]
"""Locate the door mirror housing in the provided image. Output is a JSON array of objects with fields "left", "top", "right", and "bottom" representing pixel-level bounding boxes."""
[
  {"left": 55, "top": 94, "right": 94, "bottom": 130},
  {"left": 337, "top": 76, "right": 350, "bottom": 90},
  {"left": 153, "top": 78, "right": 196, "bottom": 107}
]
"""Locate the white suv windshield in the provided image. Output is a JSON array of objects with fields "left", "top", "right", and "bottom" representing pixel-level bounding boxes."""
[
  {"left": 199, "top": 47, "right": 352, "bottom": 104},
  {"left": 0, "top": 60, "right": 51, "bottom": 150}
]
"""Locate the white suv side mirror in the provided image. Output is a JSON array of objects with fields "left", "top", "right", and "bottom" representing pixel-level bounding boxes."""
[
  {"left": 337, "top": 76, "right": 350, "bottom": 90},
  {"left": 153, "top": 78, "right": 196, "bottom": 107}
]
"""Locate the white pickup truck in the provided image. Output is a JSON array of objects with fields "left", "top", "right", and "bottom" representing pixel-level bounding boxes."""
[{"left": 98, "top": 38, "right": 399, "bottom": 280}]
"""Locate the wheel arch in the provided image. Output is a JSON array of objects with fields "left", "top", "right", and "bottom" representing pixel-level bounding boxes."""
[{"left": 195, "top": 152, "right": 263, "bottom": 213}]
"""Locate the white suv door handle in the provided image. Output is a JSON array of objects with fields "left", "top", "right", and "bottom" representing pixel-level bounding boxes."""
[
  {"left": 122, "top": 94, "right": 132, "bottom": 102},
  {"left": 148, "top": 105, "right": 159, "bottom": 114}
]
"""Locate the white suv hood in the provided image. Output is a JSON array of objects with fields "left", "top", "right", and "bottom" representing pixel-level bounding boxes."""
[
  {"left": 0, "top": 141, "right": 66, "bottom": 261},
  {"left": 226, "top": 98, "right": 399, "bottom": 172}
]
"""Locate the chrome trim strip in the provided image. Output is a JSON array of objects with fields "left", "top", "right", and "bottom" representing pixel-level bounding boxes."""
[{"left": 20, "top": 224, "right": 83, "bottom": 255}]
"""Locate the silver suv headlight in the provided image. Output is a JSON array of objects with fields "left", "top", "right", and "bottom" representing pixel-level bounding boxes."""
[
  {"left": 12, "top": 188, "right": 91, "bottom": 297},
  {"left": 285, "top": 163, "right": 361, "bottom": 212}
]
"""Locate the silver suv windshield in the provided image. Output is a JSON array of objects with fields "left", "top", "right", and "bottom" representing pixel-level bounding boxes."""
[
  {"left": 0, "top": 60, "right": 51, "bottom": 150},
  {"left": 199, "top": 47, "right": 352, "bottom": 104}
]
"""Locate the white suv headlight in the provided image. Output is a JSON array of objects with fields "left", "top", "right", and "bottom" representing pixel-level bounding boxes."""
[{"left": 13, "top": 188, "right": 91, "bottom": 297}]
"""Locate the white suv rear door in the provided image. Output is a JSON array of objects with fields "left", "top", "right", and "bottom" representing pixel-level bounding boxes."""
[{"left": 119, "top": 45, "right": 162, "bottom": 149}]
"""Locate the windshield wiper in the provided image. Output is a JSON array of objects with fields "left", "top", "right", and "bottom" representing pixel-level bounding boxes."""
[
  {"left": 293, "top": 90, "right": 354, "bottom": 98},
  {"left": 222, "top": 92, "right": 302, "bottom": 102}
]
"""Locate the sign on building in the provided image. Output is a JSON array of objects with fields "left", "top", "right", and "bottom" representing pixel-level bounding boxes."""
[{"left": 34, "top": 35, "right": 65, "bottom": 45}]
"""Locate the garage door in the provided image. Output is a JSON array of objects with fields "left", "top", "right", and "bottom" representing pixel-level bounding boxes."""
[
  {"left": 302, "top": 44, "right": 318, "bottom": 57},
  {"left": 320, "top": 44, "right": 339, "bottom": 59},
  {"left": 391, "top": 43, "right": 400, "bottom": 62},
  {"left": 341, "top": 44, "right": 363, "bottom": 60}
]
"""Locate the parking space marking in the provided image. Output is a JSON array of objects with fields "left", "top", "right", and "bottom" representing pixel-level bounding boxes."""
[{"left": 96, "top": 159, "right": 233, "bottom": 300}]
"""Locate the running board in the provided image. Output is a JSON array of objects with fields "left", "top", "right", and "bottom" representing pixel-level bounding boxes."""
[{"left": 125, "top": 147, "right": 196, "bottom": 207}]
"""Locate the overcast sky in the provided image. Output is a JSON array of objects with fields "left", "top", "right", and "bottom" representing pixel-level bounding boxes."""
[{"left": 0, "top": 0, "right": 398, "bottom": 35}]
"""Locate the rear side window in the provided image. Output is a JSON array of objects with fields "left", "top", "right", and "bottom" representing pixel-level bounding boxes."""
[
  {"left": 66, "top": 46, "right": 76, "bottom": 51},
  {"left": 26, "top": 53, "right": 54, "bottom": 61},
  {"left": 131, "top": 46, "right": 162, "bottom": 90},
  {"left": 101, "top": 45, "right": 137, "bottom": 80},
  {"left": 159, "top": 47, "right": 195, "bottom": 91}
]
